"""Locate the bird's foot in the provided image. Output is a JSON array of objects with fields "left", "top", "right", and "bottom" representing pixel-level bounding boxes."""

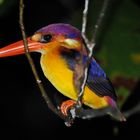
[
  {"left": 60, "top": 100, "right": 77, "bottom": 118},
  {"left": 60, "top": 99, "right": 85, "bottom": 126}
]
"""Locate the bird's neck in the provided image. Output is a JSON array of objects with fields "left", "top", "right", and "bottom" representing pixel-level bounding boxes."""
[
  {"left": 42, "top": 46, "right": 79, "bottom": 70},
  {"left": 40, "top": 46, "right": 74, "bottom": 79}
]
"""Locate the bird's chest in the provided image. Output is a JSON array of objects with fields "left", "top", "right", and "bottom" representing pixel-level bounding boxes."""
[{"left": 40, "top": 51, "right": 77, "bottom": 99}]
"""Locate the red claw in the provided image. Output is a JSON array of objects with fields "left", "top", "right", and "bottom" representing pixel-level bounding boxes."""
[{"left": 60, "top": 100, "right": 76, "bottom": 116}]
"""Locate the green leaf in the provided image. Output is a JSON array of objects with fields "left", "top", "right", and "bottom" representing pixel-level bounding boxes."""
[
  {"left": 0, "top": 0, "right": 4, "bottom": 5},
  {"left": 97, "top": 0, "right": 140, "bottom": 79}
]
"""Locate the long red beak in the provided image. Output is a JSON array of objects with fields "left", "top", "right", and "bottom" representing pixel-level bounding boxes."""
[{"left": 0, "top": 38, "right": 42, "bottom": 57}]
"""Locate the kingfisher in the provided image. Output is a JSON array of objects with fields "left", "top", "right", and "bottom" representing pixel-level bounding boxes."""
[{"left": 0, "top": 23, "right": 125, "bottom": 121}]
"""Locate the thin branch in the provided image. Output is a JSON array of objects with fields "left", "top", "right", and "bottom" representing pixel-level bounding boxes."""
[
  {"left": 75, "top": 106, "right": 113, "bottom": 119},
  {"left": 78, "top": 0, "right": 111, "bottom": 102},
  {"left": 76, "top": 0, "right": 94, "bottom": 107},
  {"left": 92, "top": 0, "right": 110, "bottom": 43},
  {"left": 74, "top": 0, "right": 91, "bottom": 108},
  {"left": 124, "top": 102, "right": 140, "bottom": 118},
  {"left": 19, "top": 0, "right": 73, "bottom": 125},
  {"left": 82, "top": 0, "right": 90, "bottom": 46},
  {"left": 72, "top": 0, "right": 111, "bottom": 119}
]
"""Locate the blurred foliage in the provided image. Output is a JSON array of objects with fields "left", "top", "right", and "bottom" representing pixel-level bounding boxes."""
[
  {"left": 70, "top": 0, "right": 140, "bottom": 107},
  {"left": 0, "top": 0, "right": 17, "bottom": 17},
  {"left": 0, "top": 0, "right": 4, "bottom": 5},
  {"left": 98, "top": 0, "right": 140, "bottom": 78}
]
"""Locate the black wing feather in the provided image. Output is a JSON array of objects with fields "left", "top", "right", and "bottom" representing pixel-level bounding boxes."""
[{"left": 87, "top": 76, "right": 117, "bottom": 101}]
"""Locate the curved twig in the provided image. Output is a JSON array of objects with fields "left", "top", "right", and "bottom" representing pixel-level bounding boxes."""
[
  {"left": 19, "top": 0, "right": 73, "bottom": 125},
  {"left": 74, "top": 0, "right": 111, "bottom": 119},
  {"left": 92, "top": 0, "right": 110, "bottom": 44},
  {"left": 124, "top": 102, "right": 140, "bottom": 118},
  {"left": 82, "top": 0, "right": 90, "bottom": 46}
]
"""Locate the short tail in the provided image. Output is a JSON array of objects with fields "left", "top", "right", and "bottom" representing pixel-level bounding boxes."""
[{"left": 108, "top": 106, "right": 126, "bottom": 122}]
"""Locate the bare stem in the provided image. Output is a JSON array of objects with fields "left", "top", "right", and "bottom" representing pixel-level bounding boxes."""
[
  {"left": 82, "top": 0, "right": 90, "bottom": 46},
  {"left": 124, "top": 102, "right": 140, "bottom": 118},
  {"left": 75, "top": 106, "right": 113, "bottom": 119},
  {"left": 92, "top": 0, "right": 110, "bottom": 43},
  {"left": 74, "top": 0, "right": 110, "bottom": 117},
  {"left": 76, "top": 0, "right": 95, "bottom": 106},
  {"left": 19, "top": 0, "right": 70, "bottom": 123}
]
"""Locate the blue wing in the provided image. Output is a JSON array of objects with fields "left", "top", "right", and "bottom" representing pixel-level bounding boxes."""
[
  {"left": 61, "top": 49, "right": 117, "bottom": 101},
  {"left": 87, "top": 58, "right": 117, "bottom": 101}
]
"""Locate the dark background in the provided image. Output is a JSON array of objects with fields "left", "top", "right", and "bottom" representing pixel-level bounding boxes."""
[{"left": 0, "top": 0, "right": 140, "bottom": 139}]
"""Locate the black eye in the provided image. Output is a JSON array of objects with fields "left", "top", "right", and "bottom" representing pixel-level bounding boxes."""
[{"left": 41, "top": 34, "right": 52, "bottom": 43}]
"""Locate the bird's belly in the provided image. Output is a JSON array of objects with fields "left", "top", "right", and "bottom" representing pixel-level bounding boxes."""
[
  {"left": 41, "top": 54, "right": 109, "bottom": 109},
  {"left": 41, "top": 54, "right": 77, "bottom": 99}
]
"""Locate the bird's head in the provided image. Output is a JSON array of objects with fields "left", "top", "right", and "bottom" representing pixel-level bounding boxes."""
[{"left": 0, "top": 23, "right": 83, "bottom": 57}]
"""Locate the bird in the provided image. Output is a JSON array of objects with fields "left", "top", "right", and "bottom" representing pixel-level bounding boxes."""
[{"left": 0, "top": 23, "right": 126, "bottom": 121}]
